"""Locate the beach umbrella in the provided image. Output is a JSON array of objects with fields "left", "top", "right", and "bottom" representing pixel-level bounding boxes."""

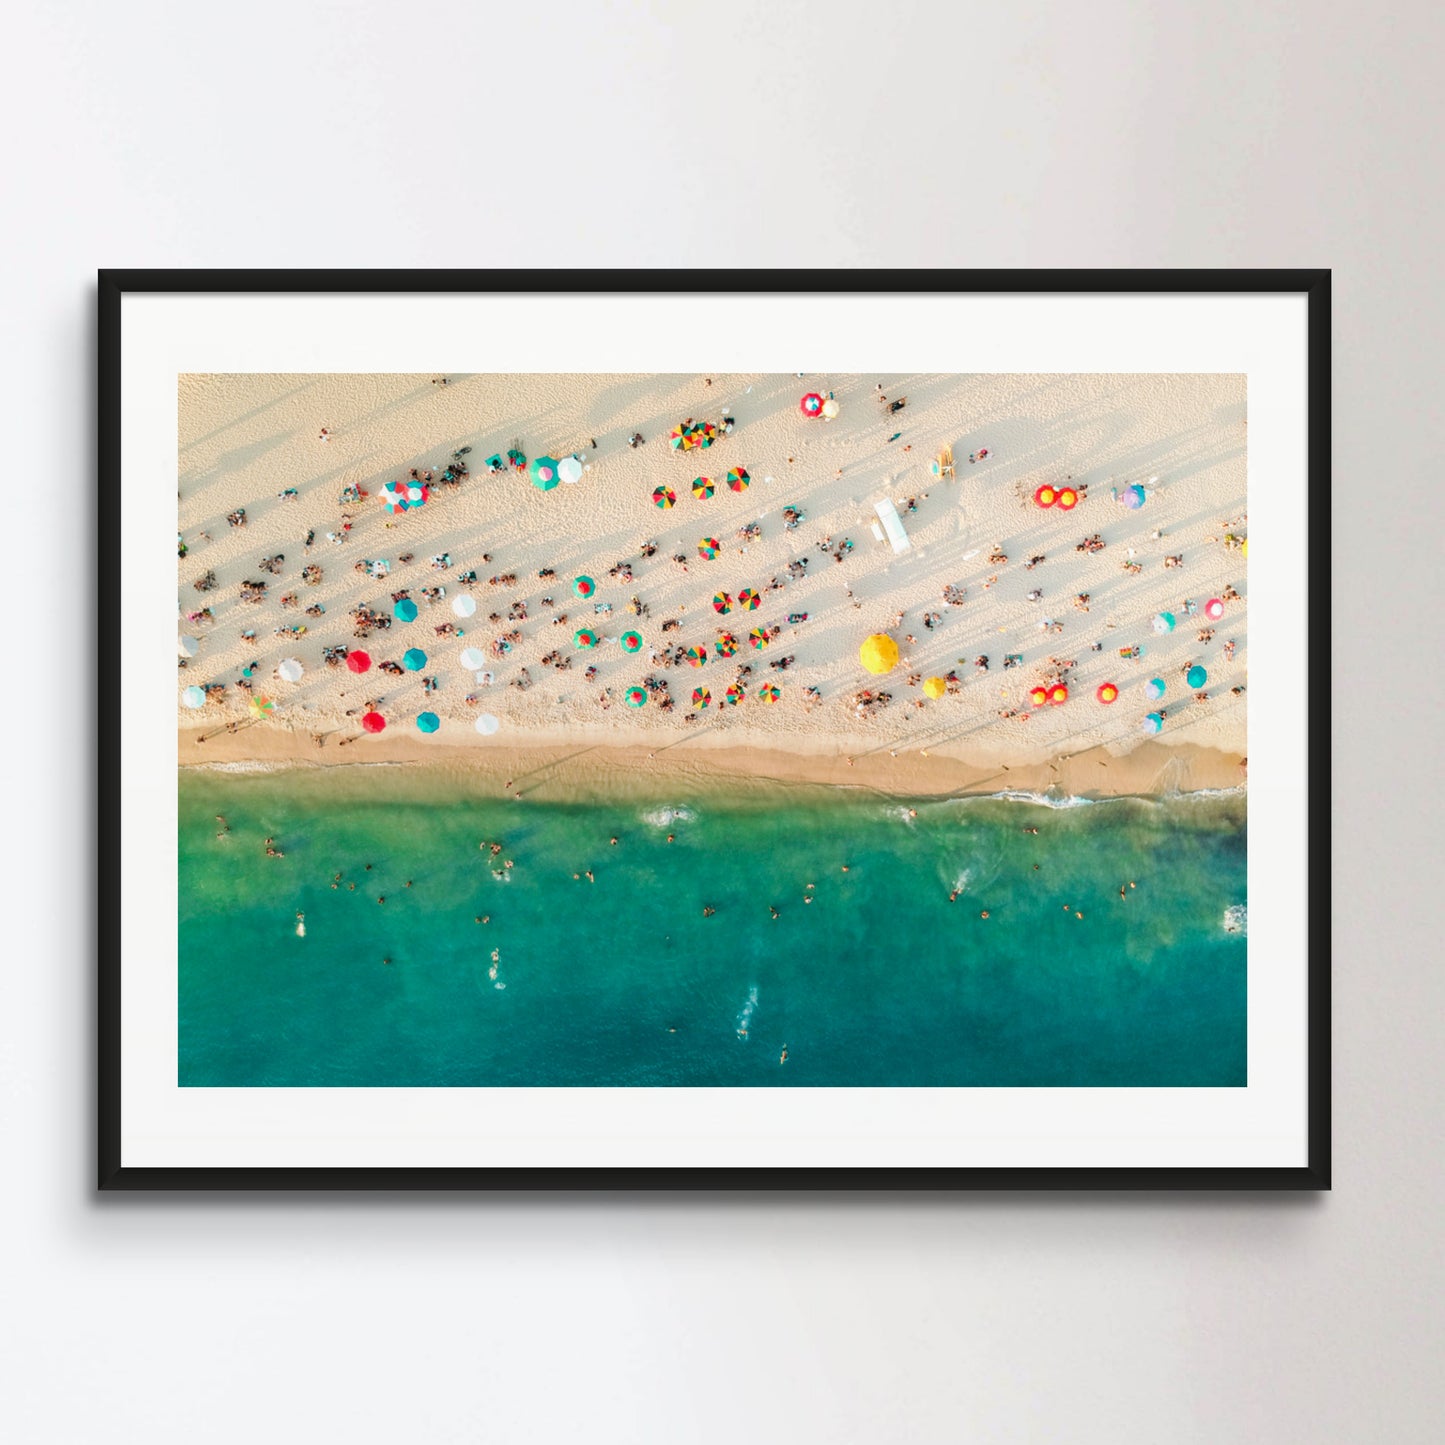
[
  {"left": 800, "top": 393, "right": 824, "bottom": 418},
  {"left": 380, "top": 479, "right": 427, "bottom": 514},
  {"left": 625, "top": 686, "right": 648, "bottom": 708},
  {"left": 178, "top": 635, "right": 199, "bottom": 658},
  {"left": 1187, "top": 665, "right": 1208, "bottom": 688},
  {"left": 726, "top": 467, "right": 750, "bottom": 492},
  {"left": 758, "top": 683, "right": 780, "bottom": 704},
  {"left": 361, "top": 711, "right": 386, "bottom": 733},
  {"left": 1153, "top": 611, "right": 1176, "bottom": 634},
  {"left": 748, "top": 627, "right": 770, "bottom": 651},
  {"left": 724, "top": 684, "right": 745, "bottom": 705},
  {"left": 573, "top": 575, "right": 596, "bottom": 599},
  {"left": 1145, "top": 678, "right": 1166, "bottom": 700},
  {"left": 685, "top": 645, "right": 708, "bottom": 668},
  {"left": 1142, "top": 712, "right": 1164, "bottom": 735},
  {"left": 1049, "top": 684, "right": 1069, "bottom": 705},
  {"left": 416, "top": 711, "right": 440, "bottom": 733},
  {"left": 249, "top": 694, "right": 275, "bottom": 719},
  {"left": 736, "top": 587, "right": 759, "bottom": 610},
  {"left": 558, "top": 455, "right": 584, "bottom": 484},
  {"left": 459, "top": 646, "right": 487, "bottom": 670},
  {"left": 1096, "top": 681, "right": 1119, "bottom": 704},
  {"left": 1205, "top": 597, "right": 1225, "bottom": 620},
  {"left": 394, "top": 598, "right": 419, "bottom": 623},
  {"left": 923, "top": 676, "right": 946, "bottom": 699},
  {"left": 669, "top": 423, "right": 694, "bottom": 451},
  {"left": 507, "top": 449, "right": 527, "bottom": 471},
  {"left": 620, "top": 631, "right": 643, "bottom": 653},
  {"left": 1117, "top": 483, "right": 1146, "bottom": 510},
  {"left": 475, "top": 713, "right": 500, "bottom": 735},
  {"left": 181, "top": 684, "right": 206, "bottom": 709},
  {"left": 1241, "top": 539, "right": 1248, "bottom": 559},
  {"left": 652, "top": 486, "right": 676, "bottom": 509},
  {"left": 715, "top": 631, "right": 738, "bottom": 657},
  {"left": 1028, "top": 685, "right": 1049, "bottom": 706},
  {"left": 821, "top": 398, "right": 840, "bottom": 420},
  {"left": 1033, "top": 484, "right": 1057, "bottom": 508},
  {"left": 403, "top": 647, "right": 427, "bottom": 671},
  {"left": 346, "top": 650, "right": 372, "bottom": 674},
  {"left": 712, "top": 592, "right": 732, "bottom": 614},
  {"left": 692, "top": 476, "right": 715, "bottom": 500},
  {"left": 452, "top": 593, "right": 477, "bottom": 618},
  {"left": 530, "top": 456, "right": 560, "bottom": 490},
  {"left": 1056, "top": 487, "right": 1079, "bottom": 510},
  {"left": 698, "top": 537, "right": 720, "bottom": 560},
  {"left": 859, "top": 634, "right": 899, "bottom": 675},
  {"left": 574, "top": 629, "right": 600, "bottom": 650},
  {"left": 692, "top": 686, "right": 711, "bottom": 710},
  {"left": 278, "top": 657, "right": 304, "bottom": 682},
  {"left": 697, "top": 421, "right": 719, "bottom": 445}
]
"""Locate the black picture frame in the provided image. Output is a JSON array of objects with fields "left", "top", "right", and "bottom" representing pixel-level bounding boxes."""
[{"left": 99, "top": 268, "right": 1330, "bottom": 1192}]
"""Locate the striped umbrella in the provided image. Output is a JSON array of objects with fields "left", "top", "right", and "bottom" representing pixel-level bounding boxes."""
[
  {"left": 714, "top": 632, "right": 738, "bottom": 657},
  {"left": 1145, "top": 678, "right": 1166, "bottom": 700},
  {"left": 574, "top": 629, "right": 600, "bottom": 650},
  {"left": 1141, "top": 712, "right": 1164, "bottom": 735},
  {"left": 698, "top": 537, "right": 720, "bottom": 560},
  {"left": 346, "top": 650, "right": 372, "bottom": 674},
  {"left": 573, "top": 575, "right": 596, "bottom": 598},
  {"left": 1153, "top": 612, "right": 1176, "bottom": 634},
  {"left": 181, "top": 685, "right": 206, "bottom": 709},
  {"left": 724, "top": 684, "right": 745, "bottom": 705},
  {"left": 800, "top": 393, "right": 824, "bottom": 417},
  {"left": 652, "top": 486, "right": 676, "bottom": 509},
  {"left": 620, "top": 631, "right": 643, "bottom": 653},
  {"left": 248, "top": 694, "right": 275, "bottom": 719},
  {"left": 685, "top": 645, "right": 708, "bottom": 668},
  {"left": 530, "top": 456, "right": 560, "bottom": 490},
  {"left": 712, "top": 592, "right": 732, "bottom": 614},
  {"left": 736, "top": 587, "right": 759, "bottom": 610},
  {"left": 394, "top": 598, "right": 418, "bottom": 623},
  {"left": 692, "top": 476, "right": 715, "bottom": 500},
  {"left": 625, "top": 686, "right": 648, "bottom": 708},
  {"left": 416, "top": 711, "right": 440, "bottom": 733},
  {"left": 758, "top": 684, "right": 780, "bottom": 704},
  {"left": 748, "top": 627, "right": 770, "bottom": 650},
  {"left": 726, "top": 466, "right": 750, "bottom": 492},
  {"left": 1117, "top": 483, "right": 1147, "bottom": 510},
  {"left": 452, "top": 594, "right": 477, "bottom": 618},
  {"left": 403, "top": 648, "right": 427, "bottom": 671},
  {"left": 381, "top": 479, "right": 428, "bottom": 514},
  {"left": 691, "top": 687, "right": 711, "bottom": 710},
  {"left": 361, "top": 711, "right": 386, "bottom": 733},
  {"left": 459, "top": 646, "right": 487, "bottom": 670},
  {"left": 669, "top": 423, "right": 694, "bottom": 451}
]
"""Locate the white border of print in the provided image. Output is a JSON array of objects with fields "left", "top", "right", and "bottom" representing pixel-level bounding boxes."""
[{"left": 122, "top": 289, "right": 1305, "bottom": 1171}]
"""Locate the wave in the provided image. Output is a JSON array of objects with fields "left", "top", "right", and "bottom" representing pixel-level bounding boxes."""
[
  {"left": 183, "top": 759, "right": 303, "bottom": 774},
  {"left": 736, "top": 985, "right": 758, "bottom": 1040},
  {"left": 641, "top": 805, "right": 697, "bottom": 828},
  {"left": 991, "top": 789, "right": 1098, "bottom": 810},
  {"left": 1223, "top": 904, "right": 1247, "bottom": 936}
]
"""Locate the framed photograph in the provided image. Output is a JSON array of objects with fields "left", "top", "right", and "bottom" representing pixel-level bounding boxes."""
[{"left": 99, "top": 269, "right": 1328, "bottom": 1190}]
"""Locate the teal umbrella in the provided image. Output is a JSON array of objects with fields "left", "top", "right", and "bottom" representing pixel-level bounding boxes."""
[
  {"left": 531, "top": 456, "right": 560, "bottom": 490},
  {"left": 416, "top": 711, "right": 440, "bottom": 733},
  {"left": 1142, "top": 712, "right": 1163, "bottom": 735},
  {"left": 1187, "top": 665, "right": 1208, "bottom": 688},
  {"left": 403, "top": 648, "right": 427, "bottom": 671},
  {"left": 1152, "top": 612, "right": 1176, "bottom": 634},
  {"left": 394, "top": 598, "right": 418, "bottom": 623},
  {"left": 181, "top": 685, "right": 206, "bottom": 709},
  {"left": 1145, "top": 678, "right": 1166, "bottom": 700}
]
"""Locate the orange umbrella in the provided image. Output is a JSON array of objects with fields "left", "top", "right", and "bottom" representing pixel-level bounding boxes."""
[
  {"left": 1056, "top": 487, "right": 1079, "bottom": 510},
  {"left": 1029, "top": 685, "right": 1049, "bottom": 706},
  {"left": 1049, "top": 684, "right": 1069, "bottom": 705},
  {"left": 1033, "top": 484, "right": 1057, "bottom": 508},
  {"left": 1096, "top": 682, "right": 1118, "bottom": 704}
]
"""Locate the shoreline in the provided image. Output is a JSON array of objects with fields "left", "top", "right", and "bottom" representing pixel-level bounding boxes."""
[{"left": 179, "top": 729, "right": 1245, "bottom": 800}]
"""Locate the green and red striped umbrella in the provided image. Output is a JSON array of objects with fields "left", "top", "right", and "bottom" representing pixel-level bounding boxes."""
[
  {"left": 669, "top": 423, "right": 693, "bottom": 450},
  {"left": 573, "top": 629, "right": 600, "bottom": 649},
  {"left": 712, "top": 591, "right": 732, "bottom": 614},
  {"left": 573, "top": 575, "right": 596, "bottom": 598},
  {"left": 714, "top": 631, "right": 739, "bottom": 657},
  {"left": 692, "top": 476, "right": 714, "bottom": 500},
  {"left": 748, "top": 627, "right": 770, "bottom": 650},
  {"left": 691, "top": 687, "right": 711, "bottom": 710},
  {"left": 724, "top": 684, "right": 745, "bottom": 705},
  {"left": 685, "top": 645, "right": 708, "bottom": 668},
  {"left": 698, "top": 537, "right": 720, "bottom": 560},
  {"left": 620, "top": 631, "right": 643, "bottom": 653},
  {"left": 625, "top": 686, "right": 648, "bottom": 708},
  {"left": 652, "top": 486, "right": 676, "bottom": 509},
  {"left": 736, "top": 587, "right": 759, "bottom": 610},
  {"left": 758, "top": 683, "right": 780, "bottom": 704},
  {"left": 726, "top": 466, "right": 750, "bottom": 492}
]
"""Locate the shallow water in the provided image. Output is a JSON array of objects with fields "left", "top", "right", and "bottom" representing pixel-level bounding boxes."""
[{"left": 180, "top": 768, "right": 1246, "bottom": 1086}]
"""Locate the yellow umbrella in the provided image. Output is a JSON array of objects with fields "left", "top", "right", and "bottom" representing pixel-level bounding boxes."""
[
  {"left": 923, "top": 676, "right": 946, "bottom": 699},
  {"left": 859, "top": 634, "right": 899, "bottom": 675},
  {"left": 1241, "top": 538, "right": 1249, "bottom": 559}
]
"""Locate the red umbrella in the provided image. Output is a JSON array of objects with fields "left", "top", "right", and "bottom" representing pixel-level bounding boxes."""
[
  {"left": 1096, "top": 682, "right": 1118, "bottom": 704},
  {"left": 1056, "top": 487, "right": 1079, "bottom": 510},
  {"left": 800, "top": 393, "right": 824, "bottom": 418},
  {"left": 1049, "top": 684, "right": 1069, "bottom": 705},
  {"left": 1033, "top": 484, "right": 1057, "bottom": 509},
  {"left": 346, "top": 650, "right": 372, "bottom": 674},
  {"left": 361, "top": 711, "right": 386, "bottom": 733}
]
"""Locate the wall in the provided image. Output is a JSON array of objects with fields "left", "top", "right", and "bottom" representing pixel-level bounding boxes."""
[{"left": 5, "top": 1, "right": 1442, "bottom": 1439}]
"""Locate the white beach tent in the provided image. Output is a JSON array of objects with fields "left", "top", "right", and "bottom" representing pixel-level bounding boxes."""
[{"left": 873, "top": 498, "right": 912, "bottom": 555}]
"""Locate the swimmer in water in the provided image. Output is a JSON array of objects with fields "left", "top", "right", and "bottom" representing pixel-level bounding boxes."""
[
  {"left": 1023, "top": 826, "right": 1039, "bottom": 835},
  {"left": 377, "top": 896, "right": 385, "bottom": 905},
  {"left": 364, "top": 863, "right": 372, "bottom": 871},
  {"left": 585, "top": 870, "right": 594, "bottom": 882},
  {"left": 841, "top": 864, "right": 850, "bottom": 872},
  {"left": 1119, "top": 884, "right": 1127, "bottom": 900},
  {"left": 1033, "top": 863, "right": 1040, "bottom": 871},
  {"left": 666, "top": 833, "right": 675, "bottom": 843},
  {"left": 769, "top": 905, "right": 779, "bottom": 919},
  {"left": 703, "top": 905, "right": 716, "bottom": 917},
  {"left": 780, "top": 1045, "right": 788, "bottom": 1064},
  {"left": 980, "top": 910, "right": 990, "bottom": 919},
  {"left": 908, "top": 808, "right": 917, "bottom": 819},
  {"left": 610, "top": 836, "right": 619, "bottom": 846},
  {"left": 949, "top": 890, "right": 958, "bottom": 902},
  {"left": 405, "top": 880, "right": 412, "bottom": 888},
  {"left": 382, "top": 957, "right": 392, "bottom": 966}
]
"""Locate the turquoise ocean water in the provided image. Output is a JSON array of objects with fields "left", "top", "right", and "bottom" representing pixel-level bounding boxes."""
[{"left": 179, "top": 767, "right": 1246, "bottom": 1087}]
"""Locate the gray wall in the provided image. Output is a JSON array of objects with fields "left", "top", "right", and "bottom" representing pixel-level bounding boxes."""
[{"left": 5, "top": 1, "right": 1440, "bottom": 1440}]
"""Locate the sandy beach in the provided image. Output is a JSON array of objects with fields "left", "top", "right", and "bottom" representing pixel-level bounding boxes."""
[{"left": 178, "top": 371, "right": 1246, "bottom": 793}]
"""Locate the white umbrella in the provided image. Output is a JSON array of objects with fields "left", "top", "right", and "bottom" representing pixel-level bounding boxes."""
[
  {"left": 821, "top": 398, "right": 840, "bottom": 419},
  {"left": 278, "top": 658, "right": 304, "bottom": 682},
  {"left": 474, "top": 713, "right": 500, "bottom": 736},
  {"left": 558, "top": 455, "right": 584, "bottom": 484},
  {"left": 181, "top": 685, "right": 206, "bottom": 709},
  {"left": 452, "top": 593, "right": 477, "bottom": 618},
  {"left": 178, "top": 634, "right": 199, "bottom": 658},
  {"left": 459, "top": 646, "right": 487, "bottom": 671}
]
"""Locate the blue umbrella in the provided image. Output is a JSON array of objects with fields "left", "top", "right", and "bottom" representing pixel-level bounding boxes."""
[
  {"left": 416, "top": 711, "right": 440, "bottom": 733},
  {"left": 1142, "top": 712, "right": 1164, "bottom": 735},
  {"left": 1117, "top": 483, "right": 1146, "bottom": 510},
  {"left": 403, "top": 648, "right": 427, "bottom": 671},
  {"left": 1187, "top": 665, "right": 1208, "bottom": 688},
  {"left": 1152, "top": 611, "right": 1176, "bottom": 634},
  {"left": 1145, "top": 678, "right": 1166, "bottom": 701},
  {"left": 394, "top": 598, "right": 419, "bottom": 623}
]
